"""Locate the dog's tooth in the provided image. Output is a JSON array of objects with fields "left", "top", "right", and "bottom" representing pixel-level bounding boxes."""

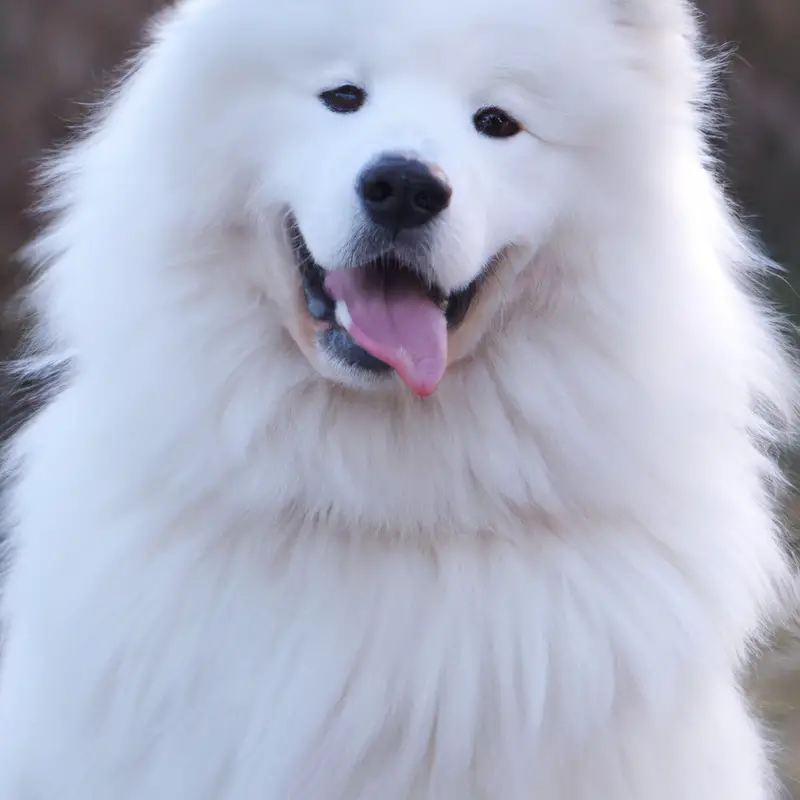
[{"left": 335, "top": 300, "right": 352, "bottom": 330}]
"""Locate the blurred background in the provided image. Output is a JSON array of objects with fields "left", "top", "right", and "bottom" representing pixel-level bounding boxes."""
[{"left": 0, "top": 0, "right": 799, "bottom": 793}]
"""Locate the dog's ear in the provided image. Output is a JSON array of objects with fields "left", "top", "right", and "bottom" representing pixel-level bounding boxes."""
[
  {"left": 611, "top": 0, "right": 696, "bottom": 33},
  {"left": 610, "top": 0, "right": 710, "bottom": 102}
]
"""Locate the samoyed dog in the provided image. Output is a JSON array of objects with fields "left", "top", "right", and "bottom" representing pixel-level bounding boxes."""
[{"left": 0, "top": 0, "right": 796, "bottom": 796}]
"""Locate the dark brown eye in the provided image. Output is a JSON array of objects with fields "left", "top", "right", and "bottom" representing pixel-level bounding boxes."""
[
  {"left": 473, "top": 106, "right": 522, "bottom": 139},
  {"left": 319, "top": 84, "right": 367, "bottom": 114}
]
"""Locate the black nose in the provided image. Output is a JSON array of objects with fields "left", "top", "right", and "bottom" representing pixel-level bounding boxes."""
[{"left": 358, "top": 155, "right": 452, "bottom": 232}]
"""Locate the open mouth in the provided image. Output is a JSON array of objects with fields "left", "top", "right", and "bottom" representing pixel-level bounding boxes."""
[{"left": 288, "top": 215, "right": 487, "bottom": 397}]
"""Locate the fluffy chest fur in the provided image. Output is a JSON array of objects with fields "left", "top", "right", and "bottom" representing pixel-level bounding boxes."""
[
  {"left": 0, "top": 324, "right": 783, "bottom": 798},
  {"left": 0, "top": 502, "right": 748, "bottom": 799}
]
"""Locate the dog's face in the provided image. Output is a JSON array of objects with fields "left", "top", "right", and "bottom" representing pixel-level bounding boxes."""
[{"left": 166, "top": 0, "right": 656, "bottom": 395}]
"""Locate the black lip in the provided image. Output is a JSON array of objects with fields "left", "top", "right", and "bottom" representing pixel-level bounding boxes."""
[
  {"left": 287, "top": 214, "right": 488, "bottom": 374},
  {"left": 322, "top": 327, "right": 394, "bottom": 374}
]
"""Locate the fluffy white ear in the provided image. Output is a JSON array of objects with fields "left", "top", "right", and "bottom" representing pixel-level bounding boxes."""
[
  {"left": 610, "top": 0, "right": 713, "bottom": 108},
  {"left": 611, "top": 0, "right": 697, "bottom": 32}
]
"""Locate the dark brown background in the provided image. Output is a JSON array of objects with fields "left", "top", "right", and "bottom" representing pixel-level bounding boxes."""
[{"left": 1, "top": 0, "right": 799, "bottom": 789}]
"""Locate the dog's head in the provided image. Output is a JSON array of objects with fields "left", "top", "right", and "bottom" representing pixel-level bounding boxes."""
[{"left": 122, "top": 0, "right": 694, "bottom": 397}]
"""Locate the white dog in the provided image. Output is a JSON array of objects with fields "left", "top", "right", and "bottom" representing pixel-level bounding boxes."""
[{"left": 0, "top": 0, "right": 796, "bottom": 797}]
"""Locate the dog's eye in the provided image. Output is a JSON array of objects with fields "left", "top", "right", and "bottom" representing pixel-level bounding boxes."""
[
  {"left": 319, "top": 84, "right": 367, "bottom": 114},
  {"left": 473, "top": 107, "right": 522, "bottom": 139}
]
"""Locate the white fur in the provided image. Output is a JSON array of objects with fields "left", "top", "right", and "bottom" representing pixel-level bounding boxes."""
[{"left": 0, "top": 0, "right": 797, "bottom": 797}]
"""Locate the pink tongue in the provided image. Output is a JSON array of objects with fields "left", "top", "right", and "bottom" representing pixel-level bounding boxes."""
[{"left": 324, "top": 267, "right": 447, "bottom": 396}]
